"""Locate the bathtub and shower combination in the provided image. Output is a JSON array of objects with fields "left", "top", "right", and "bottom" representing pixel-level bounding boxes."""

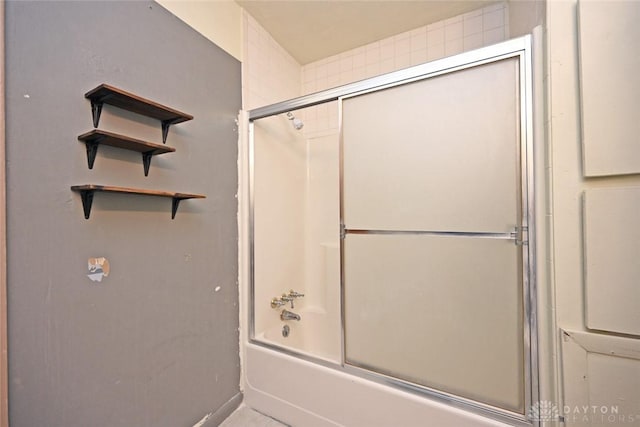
[{"left": 240, "top": 35, "right": 540, "bottom": 427}]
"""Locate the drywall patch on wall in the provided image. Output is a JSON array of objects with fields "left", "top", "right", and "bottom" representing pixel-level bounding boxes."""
[{"left": 5, "top": 1, "right": 241, "bottom": 426}]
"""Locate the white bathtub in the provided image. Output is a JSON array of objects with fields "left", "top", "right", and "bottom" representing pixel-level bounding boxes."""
[
  {"left": 247, "top": 308, "right": 508, "bottom": 427},
  {"left": 243, "top": 342, "right": 511, "bottom": 427}
]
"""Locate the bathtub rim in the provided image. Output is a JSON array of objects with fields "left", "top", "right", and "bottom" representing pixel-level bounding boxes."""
[{"left": 246, "top": 340, "right": 531, "bottom": 427}]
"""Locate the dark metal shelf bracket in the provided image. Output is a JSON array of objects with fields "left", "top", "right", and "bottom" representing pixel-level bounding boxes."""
[
  {"left": 85, "top": 142, "right": 99, "bottom": 169},
  {"left": 161, "top": 120, "right": 172, "bottom": 144},
  {"left": 79, "top": 190, "right": 95, "bottom": 219},
  {"left": 72, "top": 186, "right": 202, "bottom": 220},
  {"left": 91, "top": 102, "right": 173, "bottom": 145},
  {"left": 76, "top": 190, "right": 184, "bottom": 220},
  {"left": 142, "top": 152, "right": 153, "bottom": 177},
  {"left": 171, "top": 198, "right": 181, "bottom": 219},
  {"left": 91, "top": 102, "right": 103, "bottom": 128}
]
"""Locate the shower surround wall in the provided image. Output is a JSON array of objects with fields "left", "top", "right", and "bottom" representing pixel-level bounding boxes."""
[
  {"left": 251, "top": 105, "right": 342, "bottom": 363},
  {"left": 6, "top": 2, "right": 241, "bottom": 426},
  {"left": 242, "top": 10, "right": 344, "bottom": 362}
]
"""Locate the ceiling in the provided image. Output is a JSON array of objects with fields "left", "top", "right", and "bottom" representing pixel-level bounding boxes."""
[{"left": 236, "top": 0, "right": 499, "bottom": 65}]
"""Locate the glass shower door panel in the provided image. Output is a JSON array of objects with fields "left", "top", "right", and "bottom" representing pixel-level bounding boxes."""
[
  {"left": 344, "top": 233, "right": 524, "bottom": 413},
  {"left": 342, "top": 57, "right": 520, "bottom": 233}
]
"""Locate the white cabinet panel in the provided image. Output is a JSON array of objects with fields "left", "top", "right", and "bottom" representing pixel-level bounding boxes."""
[
  {"left": 578, "top": 1, "right": 640, "bottom": 176},
  {"left": 344, "top": 234, "right": 524, "bottom": 413},
  {"left": 561, "top": 331, "right": 640, "bottom": 426},
  {"left": 342, "top": 57, "right": 520, "bottom": 232},
  {"left": 584, "top": 187, "right": 640, "bottom": 336}
]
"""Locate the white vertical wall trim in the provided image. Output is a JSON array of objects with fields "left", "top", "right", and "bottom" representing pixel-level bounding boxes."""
[{"left": 532, "top": 22, "right": 561, "bottom": 420}]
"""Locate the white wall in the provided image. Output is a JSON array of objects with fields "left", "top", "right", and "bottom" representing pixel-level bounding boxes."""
[
  {"left": 509, "top": 0, "right": 545, "bottom": 39},
  {"left": 155, "top": 0, "right": 242, "bottom": 61},
  {"left": 547, "top": 0, "right": 640, "bottom": 423},
  {"left": 548, "top": 0, "right": 640, "bottom": 343}
]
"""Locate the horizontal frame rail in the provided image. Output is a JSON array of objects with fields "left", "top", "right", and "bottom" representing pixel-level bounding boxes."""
[{"left": 345, "top": 229, "right": 518, "bottom": 240}]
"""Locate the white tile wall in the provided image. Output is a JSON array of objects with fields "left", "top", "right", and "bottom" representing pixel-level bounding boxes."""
[
  {"left": 243, "top": 2, "right": 509, "bottom": 129},
  {"left": 242, "top": 11, "right": 302, "bottom": 110},
  {"left": 300, "top": 2, "right": 509, "bottom": 135},
  {"left": 302, "top": 2, "right": 509, "bottom": 94}
]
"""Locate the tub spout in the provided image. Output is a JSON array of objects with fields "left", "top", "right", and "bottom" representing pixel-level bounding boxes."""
[{"left": 280, "top": 309, "right": 301, "bottom": 321}]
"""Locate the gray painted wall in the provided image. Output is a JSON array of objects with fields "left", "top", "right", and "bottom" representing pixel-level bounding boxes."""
[{"left": 5, "top": 1, "right": 241, "bottom": 426}]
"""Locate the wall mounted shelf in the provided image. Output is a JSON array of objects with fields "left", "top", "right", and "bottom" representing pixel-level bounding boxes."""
[
  {"left": 78, "top": 129, "right": 176, "bottom": 176},
  {"left": 85, "top": 84, "right": 193, "bottom": 143},
  {"left": 71, "top": 185, "right": 205, "bottom": 219}
]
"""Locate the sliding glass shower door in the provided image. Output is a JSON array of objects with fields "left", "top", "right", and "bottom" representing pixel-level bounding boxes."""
[{"left": 341, "top": 56, "right": 528, "bottom": 414}]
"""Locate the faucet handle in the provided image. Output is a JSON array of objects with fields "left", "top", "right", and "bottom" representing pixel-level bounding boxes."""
[
  {"left": 288, "top": 290, "right": 305, "bottom": 298},
  {"left": 281, "top": 293, "right": 296, "bottom": 308},
  {"left": 271, "top": 297, "right": 286, "bottom": 309}
]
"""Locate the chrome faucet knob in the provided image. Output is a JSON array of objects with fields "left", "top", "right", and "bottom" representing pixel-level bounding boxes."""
[
  {"left": 271, "top": 297, "right": 286, "bottom": 309},
  {"left": 281, "top": 293, "right": 295, "bottom": 308},
  {"left": 288, "top": 290, "right": 305, "bottom": 298}
]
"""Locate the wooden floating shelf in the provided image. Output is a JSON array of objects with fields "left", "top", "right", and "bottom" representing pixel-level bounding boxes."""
[
  {"left": 78, "top": 129, "right": 176, "bottom": 176},
  {"left": 85, "top": 84, "right": 193, "bottom": 143},
  {"left": 71, "top": 185, "right": 206, "bottom": 219}
]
